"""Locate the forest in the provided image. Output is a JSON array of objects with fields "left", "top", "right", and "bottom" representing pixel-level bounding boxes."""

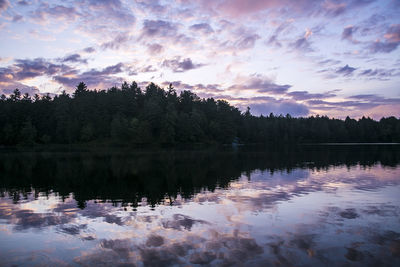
[{"left": 0, "top": 81, "right": 399, "bottom": 145}]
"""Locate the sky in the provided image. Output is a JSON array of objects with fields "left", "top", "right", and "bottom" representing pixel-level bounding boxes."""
[{"left": 0, "top": 0, "right": 399, "bottom": 118}]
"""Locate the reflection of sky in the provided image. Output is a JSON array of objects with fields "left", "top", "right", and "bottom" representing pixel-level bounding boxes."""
[{"left": 0, "top": 164, "right": 400, "bottom": 266}]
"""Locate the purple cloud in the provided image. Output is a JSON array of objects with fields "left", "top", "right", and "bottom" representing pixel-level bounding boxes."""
[
  {"left": 101, "top": 34, "right": 130, "bottom": 50},
  {"left": 235, "top": 34, "right": 260, "bottom": 50},
  {"left": 358, "top": 68, "right": 399, "bottom": 79},
  {"left": 141, "top": 20, "right": 178, "bottom": 38},
  {"left": 342, "top": 25, "right": 358, "bottom": 43},
  {"left": 287, "top": 91, "right": 337, "bottom": 100},
  {"left": 7, "top": 58, "right": 75, "bottom": 80},
  {"left": 31, "top": 3, "right": 79, "bottom": 22},
  {"left": 347, "top": 94, "right": 400, "bottom": 104},
  {"left": 306, "top": 99, "right": 379, "bottom": 110},
  {"left": 162, "top": 57, "right": 205, "bottom": 72},
  {"left": 0, "top": 0, "right": 9, "bottom": 14},
  {"left": 189, "top": 23, "right": 214, "bottom": 34},
  {"left": 83, "top": 47, "right": 96, "bottom": 53},
  {"left": 336, "top": 64, "right": 357, "bottom": 76},
  {"left": 140, "top": 65, "right": 157, "bottom": 73},
  {"left": 147, "top": 43, "right": 164, "bottom": 54},
  {"left": 17, "top": 0, "right": 29, "bottom": 6},
  {"left": 318, "top": 59, "right": 341, "bottom": 66},
  {"left": 135, "top": 0, "right": 166, "bottom": 13},
  {"left": 59, "top": 54, "right": 87, "bottom": 64},
  {"left": 369, "top": 24, "right": 400, "bottom": 53},
  {"left": 53, "top": 63, "right": 126, "bottom": 89},
  {"left": 229, "top": 75, "right": 291, "bottom": 94},
  {"left": 290, "top": 37, "right": 313, "bottom": 52},
  {"left": 86, "top": 0, "right": 135, "bottom": 26},
  {"left": 188, "top": 0, "right": 375, "bottom": 18},
  {"left": 12, "top": 14, "right": 23, "bottom": 22},
  {"left": 73, "top": 0, "right": 135, "bottom": 41},
  {"left": 266, "top": 21, "right": 294, "bottom": 48}
]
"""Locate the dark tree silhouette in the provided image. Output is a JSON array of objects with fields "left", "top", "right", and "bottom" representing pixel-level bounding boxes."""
[{"left": 0, "top": 81, "right": 399, "bottom": 146}]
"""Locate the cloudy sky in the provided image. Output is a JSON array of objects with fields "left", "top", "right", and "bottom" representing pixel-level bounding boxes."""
[{"left": 0, "top": 0, "right": 399, "bottom": 118}]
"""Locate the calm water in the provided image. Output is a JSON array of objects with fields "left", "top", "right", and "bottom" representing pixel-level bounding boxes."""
[{"left": 0, "top": 145, "right": 399, "bottom": 266}]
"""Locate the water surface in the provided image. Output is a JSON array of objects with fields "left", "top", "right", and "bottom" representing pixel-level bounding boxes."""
[{"left": 0, "top": 145, "right": 399, "bottom": 266}]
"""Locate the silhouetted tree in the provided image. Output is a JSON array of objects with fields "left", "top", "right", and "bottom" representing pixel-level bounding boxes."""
[{"left": 0, "top": 81, "right": 398, "bottom": 146}]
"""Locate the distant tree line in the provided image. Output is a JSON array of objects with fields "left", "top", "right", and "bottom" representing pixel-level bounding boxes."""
[{"left": 0, "top": 81, "right": 399, "bottom": 145}]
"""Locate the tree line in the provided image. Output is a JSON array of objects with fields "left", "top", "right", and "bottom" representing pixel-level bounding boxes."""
[{"left": 0, "top": 81, "right": 399, "bottom": 145}]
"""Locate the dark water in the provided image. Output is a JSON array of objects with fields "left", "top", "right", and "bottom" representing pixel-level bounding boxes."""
[{"left": 0, "top": 145, "right": 399, "bottom": 266}]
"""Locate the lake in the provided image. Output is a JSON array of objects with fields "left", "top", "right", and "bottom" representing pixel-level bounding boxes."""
[{"left": 0, "top": 145, "right": 399, "bottom": 266}]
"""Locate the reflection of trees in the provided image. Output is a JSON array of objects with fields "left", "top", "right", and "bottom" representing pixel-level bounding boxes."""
[{"left": 0, "top": 145, "right": 399, "bottom": 207}]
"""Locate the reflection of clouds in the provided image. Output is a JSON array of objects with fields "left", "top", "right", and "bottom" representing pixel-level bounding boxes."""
[
  {"left": 1, "top": 163, "right": 399, "bottom": 266},
  {"left": 161, "top": 214, "right": 209, "bottom": 231},
  {"left": 57, "top": 223, "right": 87, "bottom": 235},
  {"left": 0, "top": 200, "right": 73, "bottom": 231},
  {"left": 190, "top": 164, "right": 400, "bottom": 213},
  {"left": 75, "top": 228, "right": 264, "bottom": 266},
  {"left": 54, "top": 200, "right": 128, "bottom": 226}
]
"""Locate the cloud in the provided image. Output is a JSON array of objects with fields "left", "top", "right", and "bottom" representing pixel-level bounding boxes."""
[
  {"left": 383, "top": 24, "right": 400, "bottom": 43},
  {"left": 342, "top": 25, "right": 359, "bottom": 43},
  {"left": 188, "top": 0, "right": 376, "bottom": 18},
  {"left": 336, "top": 64, "right": 357, "bottom": 76},
  {"left": 290, "top": 37, "right": 313, "bottom": 52},
  {"left": 0, "top": 0, "right": 9, "bottom": 14},
  {"left": 0, "top": 58, "right": 75, "bottom": 83},
  {"left": 189, "top": 23, "right": 214, "bottom": 34},
  {"left": 70, "top": 0, "right": 135, "bottom": 43},
  {"left": 369, "top": 41, "right": 399, "bottom": 53},
  {"left": 12, "top": 14, "right": 23, "bottom": 22},
  {"left": 306, "top": 99, "right": 379, "bottom": 110},
  {"left": 59, "top": 54, "right": 88, "bottom": 64},
  {"left": 101, "top": 33, "right": 130, "bottom": 50},
  {"left": 85, "top": 0, "right": 135, "bottom": 26},
  {"left": 369, "top": 24, "right": 400, "bottom": 53},
  {"left": 53, "top": 63, "right": 126, "bottom": 89},
  {"left": 162, "top": 57, "right": 205, "bottom": 72},
  {"left": 135, "top": 0, "right": 166, "bottom": 13},
  {"left": 15, "top": 58, "right": 74, "bottom": 79},
  {"left": 289, "top": 27, "right": 316, "bottom": 52},
  {"left": 235, "top": 33, "right": 260, "bottom": 49},
  {"left": 358, "top": 68, "right": 399, "bottom": 79},
  {"left": 147, "top": 43, "right": 164, "bottom": 54},
  {"left": 229, "top": 75, "right": 291, "bottom": 94},
  {"left": 83, "top": 47, "right": 96, "bottom": 53},
  {"left": 31, "top": 3, "right": 80, "bottom": 23},
  {"left": 319, "top": 0, "right": 376, "bottom": 17},
  {"left": 347, "top": 94, "right": 400, "bottom": 104},
  {"left": 17, "top": 0, "right": 29, "bottom": 6},
  {"left": 266, "top": 20, "right": 293, "bottom": 48},
  {"left": 139, "top": 65, "right": 157, "bottom": 73},
  {"left": 318, "top": 59, "right": 341, "bottom": 66},
  {"left": 220, "top": 26, "right": 261, "bottom": 52},
  {"left": 141, "top": 20, "right": 178, "bottom": 38},
  {"left": 287, "top": 91, "right": 337, "bottom": 100}
]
